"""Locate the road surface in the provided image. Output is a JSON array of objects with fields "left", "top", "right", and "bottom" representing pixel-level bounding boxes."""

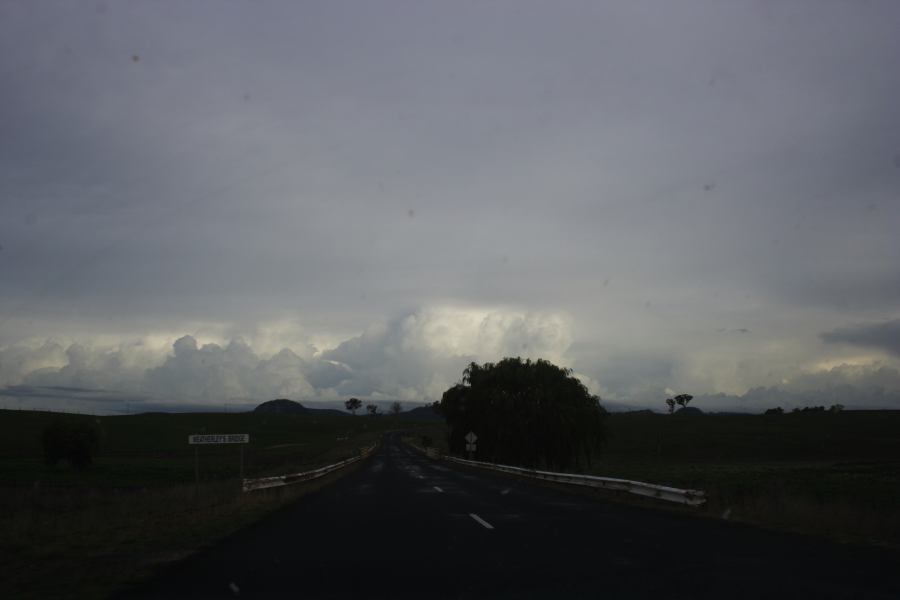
[{"left": 119, "top": 433, "right": 900, "bottom": 599}]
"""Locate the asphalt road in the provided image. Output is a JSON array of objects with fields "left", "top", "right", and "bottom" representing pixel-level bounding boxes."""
[{"left": 120, "top": 433, "right": 900, "bottom": 599}]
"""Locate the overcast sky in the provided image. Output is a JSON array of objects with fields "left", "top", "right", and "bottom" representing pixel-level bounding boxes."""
[{"left": 2, "top": 1, "right": 899, "bottom": 413}]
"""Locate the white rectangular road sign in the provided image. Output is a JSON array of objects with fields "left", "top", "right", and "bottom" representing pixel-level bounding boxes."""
[
  {"left": 188, "top": 433, "right": 249, "bottom": 445},
  {"left": 466, "top": 443, "right": 476, "bottom": 452}
]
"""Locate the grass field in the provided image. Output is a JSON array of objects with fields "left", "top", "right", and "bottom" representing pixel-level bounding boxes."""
[
  {"left": 592, "top": 410, "right": 900, "bottom": 548},
  {"left": 0, "top": 409, "right": 394, "bottom": 485},
  {"left": 0, "top": 409, "right": 431, "bottom": 599}
]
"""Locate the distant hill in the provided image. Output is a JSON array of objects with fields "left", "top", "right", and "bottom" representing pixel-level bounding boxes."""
[
  {"left": 254, "top": 399, "right": 310, "bottom": 414},
  {"left": 674, "top": 406, "right": 704, "bottom": 416},
  {"left": 253, "top": 399, "right": 444, "bottom": 419},
  {"left": 398, "top": 404, "right": 442, "bottom": 421},
  {"left": 309, "top": 407, "right": 351, "bottom": 417},
  {"left": 253, "top": 399, "right": 350, "bottom": 417}
]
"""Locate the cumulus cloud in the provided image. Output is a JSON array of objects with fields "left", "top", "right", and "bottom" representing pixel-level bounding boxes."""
[
  {"left": 0, "top": 338, "right": 162, "bottom": 391},
  {"left": 821, "top": 320, "right": 900, "bottom": 357},
  {"left": 1, "top": 335, "right": 328, "bottom": 408},
  {"left": 0, "top": 341, "right": 67, "bottom": 386},
  {"left": 143, "top": 336, "right": 329, "bottom": 403},
  {"left": 323, "top": 307, "right": 574, "bottom": 401},
  {"left": 686, "top": 363, "right": 900, "bottom": 413},
  {"left": 0, "top": 306, "right": 579, "bottom": 410},
  {"left": 5, "top": 312, "right": 900, "bottom": 413}
]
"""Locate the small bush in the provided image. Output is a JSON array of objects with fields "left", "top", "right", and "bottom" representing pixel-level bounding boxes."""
[{"left": 42, "top": 420, "right": 101, "bottom": 469}]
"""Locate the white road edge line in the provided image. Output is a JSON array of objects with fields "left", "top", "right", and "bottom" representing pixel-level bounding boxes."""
[
  {"left": 469, "top": 513, "right": 495, "bottom": 530},
  {"left": 433, "top": 486, "right": 443, "bottom": 492}
]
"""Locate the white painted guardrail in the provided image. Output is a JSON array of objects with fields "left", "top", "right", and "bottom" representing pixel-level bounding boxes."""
[
  {"left": 443, "top": 455, "right": 707, "bottom": 507},
  {"left": 242, "top": 443, "right": 377, "bottom": 493}
]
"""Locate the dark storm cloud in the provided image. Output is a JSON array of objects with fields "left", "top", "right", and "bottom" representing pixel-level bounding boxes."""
[
  {"left": 0, "top": 384, "right": 150, "bottom": 415},
  {"left": 2, "top": 1, "right": 900, "bottom": 407},
  {"left": 821, "top": 320, "right": 900, "bottom": 357},
  {"left": 0, "top": 384, "right": 137, "bottom": 402},
  {"left": 0, "top": 383, "right": 258, "bottom": 414}
]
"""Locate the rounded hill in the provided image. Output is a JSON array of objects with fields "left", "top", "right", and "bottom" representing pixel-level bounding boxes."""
[{"left": 253, "top": 399, "right": 310, "bottom": 415}]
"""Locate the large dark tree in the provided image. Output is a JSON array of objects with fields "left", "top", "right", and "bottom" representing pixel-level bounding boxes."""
[
  {"left": 345, "top": 397, "right": 362, "bottom": 415},
  {"left": 674, "top": 394, "right": 693, "bottom": 410},
  {"left": 433, "top": 357, "right": 607, "bottom": 471}
]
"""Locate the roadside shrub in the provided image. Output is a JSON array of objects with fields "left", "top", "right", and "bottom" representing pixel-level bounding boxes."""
[{"left": 42, "top": 420, "right": 101, "bottom": 469}]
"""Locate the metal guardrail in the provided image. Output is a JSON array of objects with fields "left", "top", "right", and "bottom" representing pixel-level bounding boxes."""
[
  {"left": 242, "top": 443, "right": 378, "bottom": 492},
  {"left": 443, "top": 455, "right": 707, "bottom": 506}
]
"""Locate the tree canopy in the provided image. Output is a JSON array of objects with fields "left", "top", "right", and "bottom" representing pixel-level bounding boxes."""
[
  {"left": 674, "top": 394, "right": 693, "bottom": 409},
  {"left": 433, "top": 357, "right": 606, "bottom": 470},
  {"left": 345, "top": 397, "right": 362, "bottom": 415}
]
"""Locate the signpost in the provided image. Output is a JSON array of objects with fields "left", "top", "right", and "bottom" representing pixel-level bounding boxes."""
[
  {"left": 465, "top": 431, "right": 477, "bottom": 459},
  {"left": 188, "top": 434, "right": 249, "bottom": 444},
  {"left": 188, "top": 434, "right": 250, "bottom": 487}
]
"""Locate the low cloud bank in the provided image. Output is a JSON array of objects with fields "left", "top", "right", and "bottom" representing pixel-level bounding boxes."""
[
  {"left": 621, "top": 363, "right": 900, "bottom": 413},
  {"left": 0, "top": 307, "right": 575, "bottom": 412},
  {"left": 1, "top": 309, "right": 899, "bottom": 414}
]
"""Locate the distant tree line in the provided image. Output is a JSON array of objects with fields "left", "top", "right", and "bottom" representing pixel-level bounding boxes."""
[
  {"left": 765, "top": 404, "right": 844, "bottom": 415},
  {"left": 350, "top": 399, "right": 402, "bottom": 416}
]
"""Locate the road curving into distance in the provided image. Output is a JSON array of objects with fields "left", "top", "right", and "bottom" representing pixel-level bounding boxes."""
[{"left": 118, "top": 432, "right": 900, "bottom": 599}]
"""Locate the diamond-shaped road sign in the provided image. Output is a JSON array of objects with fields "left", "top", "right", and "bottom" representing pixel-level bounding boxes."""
[{"left": 465, "top": 431, "right": 477, "bottom": 444}]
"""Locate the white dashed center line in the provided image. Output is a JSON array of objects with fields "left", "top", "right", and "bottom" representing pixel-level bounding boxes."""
[
  {"left": 469, "top": 513, "right": 494, "bottom": 530},
  {"left": 433, "top": 486, "right": 443, "bottom": 492}
]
